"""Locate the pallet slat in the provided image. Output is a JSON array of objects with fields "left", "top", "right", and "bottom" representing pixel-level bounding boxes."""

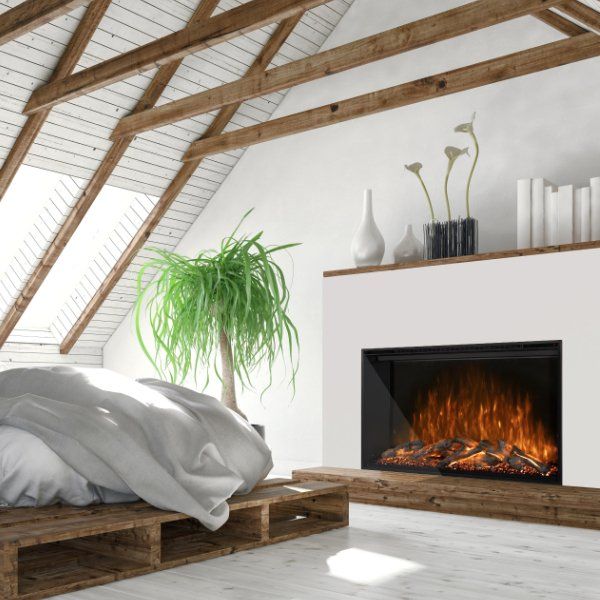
[{"left": 0, "top": 480, "right": 348, "bottom": 600}]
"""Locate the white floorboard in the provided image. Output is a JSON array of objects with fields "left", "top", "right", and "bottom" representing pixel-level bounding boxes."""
[{"left": 56, "top": 503, "right": 600, "bottom": 600}]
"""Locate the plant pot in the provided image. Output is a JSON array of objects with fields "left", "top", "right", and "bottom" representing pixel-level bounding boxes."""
[
  {"left": 252, "top": 424, "right": 266, "bottom": 440},
  {"left": 424, "top": 218, "right": 478, "bottom": 259},
  {"left": 457, "top": 217, "right": 478, "bottom": 256}
]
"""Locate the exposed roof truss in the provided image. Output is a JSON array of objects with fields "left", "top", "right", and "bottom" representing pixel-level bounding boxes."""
[
  {"left": 0, "top": 0, "right": 87, "bottom": 45},
  {"left": 0, "top": 0, "right": 598, "bottom": 359},
  {"left": 0, "top": 0, "right": 111, "bottom": 200}
]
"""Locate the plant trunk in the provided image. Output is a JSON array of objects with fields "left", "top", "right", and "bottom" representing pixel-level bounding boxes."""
[{"left": 219, "top": 329, "right": 248, "bottom": 421}]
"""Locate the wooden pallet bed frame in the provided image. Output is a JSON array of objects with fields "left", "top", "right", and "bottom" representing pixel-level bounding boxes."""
[{"left": 0, "top": 479, "right": 348, "bottom": 600}]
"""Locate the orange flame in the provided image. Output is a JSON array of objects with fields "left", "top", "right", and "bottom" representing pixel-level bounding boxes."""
[{"left": 408, "top": 367, "right": 557, "bottom": 463}]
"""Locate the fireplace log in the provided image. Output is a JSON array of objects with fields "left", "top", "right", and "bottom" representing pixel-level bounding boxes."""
[
  {"left": 412, "top": 438, "right": 473, "bottom": 461},
  {"left": 382, "top": 440, "right": 426, "bottom": 458},
  {"left": 511, "top": 447, "right": 550, "bottom": 474},
  {"left": 508, "top": 456, "right": 527, "bottom": 470},
  {"left": 483, "top": 452, "right": 502, "bottom": 466},
  {"left": 438, "top": 440, "right": 487, "bottom": 468}
]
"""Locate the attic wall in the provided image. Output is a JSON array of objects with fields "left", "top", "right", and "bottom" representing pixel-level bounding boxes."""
[{"left": 104, "top": 0, "right": 600, "bottom": 468}]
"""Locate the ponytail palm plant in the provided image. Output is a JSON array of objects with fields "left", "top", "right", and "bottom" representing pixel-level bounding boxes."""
[{"left": 134, "top": 211, "right": 300, "bottom": 420}]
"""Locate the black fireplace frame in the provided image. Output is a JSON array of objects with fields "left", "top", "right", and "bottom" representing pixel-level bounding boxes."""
[{"left": 361, "top": 341, "right": 563, "bottom": 485}]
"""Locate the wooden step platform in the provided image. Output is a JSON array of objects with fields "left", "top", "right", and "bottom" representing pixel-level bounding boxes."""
[
  {"left": 292, "top": 467, "right": 600, "bottom": 530},
  {"left": 0, "top": 479, "right": 348, "bottom": 600}
]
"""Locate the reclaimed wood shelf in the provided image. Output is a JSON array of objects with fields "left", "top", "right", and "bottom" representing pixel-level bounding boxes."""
[
  {"left": 0, "top": 479, "right": 348, "bottom": 600},
  {"left": 324, "top": 240, "right": 600, "bottom": 278},
  {"left": 292, "top": 467, "right": 600, "bottom": 530}
]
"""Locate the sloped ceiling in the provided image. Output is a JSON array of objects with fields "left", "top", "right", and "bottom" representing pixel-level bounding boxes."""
[{"left": 0, "top": 0, "right": 354, "bottom": 358}]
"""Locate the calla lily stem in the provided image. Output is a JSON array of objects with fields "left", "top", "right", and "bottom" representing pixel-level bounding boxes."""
[
  {"left": 466, "top": 131, "right": 479, "bottom": 218},
  {"left": 443, "top": 169, "right": 452, "bottom": 222},
  {"left": 417, "top": 172, "right": 436, "bottom": 222}
]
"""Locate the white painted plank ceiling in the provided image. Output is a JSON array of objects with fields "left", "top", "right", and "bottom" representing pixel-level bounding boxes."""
[{"left": 0, "top": 0, "right": 354, "bottom": 365}]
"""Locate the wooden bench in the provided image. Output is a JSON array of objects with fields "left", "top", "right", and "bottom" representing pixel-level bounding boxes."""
[
  {"left": 0, "top": 479, "right": 348, "bottom": 600},
  {"left": 293, "top": 467, "right": 600, "bottom": 529}
]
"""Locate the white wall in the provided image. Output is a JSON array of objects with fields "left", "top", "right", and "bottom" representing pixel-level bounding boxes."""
[
  {"left": 322, "top": 249, "right": 600, "bottom": 489},
  {"left": 105, "top": 0, "right": 600, "bottom": 469}
]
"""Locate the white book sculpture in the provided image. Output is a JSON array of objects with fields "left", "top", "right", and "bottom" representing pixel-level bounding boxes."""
[
  {"left": 591, "top": 178, "right": 600, "bottom": 241},
  {"left": 531, "top": 178, "right": 549, "bottom": 247},
  {"left": 557, "top": 185, "right": 574, "bottom": 245},
  {"left": 517, "top": 179, "right": 532, "bottom": 249},
  {"left": 579, "top": 187, "right": 592, "bottom": 243},
  {"left": 574, "top": 188, "right": 583, "bottom": 243},
  {"left": 544, "top": 184, "right": 558, "bottom": 245}
]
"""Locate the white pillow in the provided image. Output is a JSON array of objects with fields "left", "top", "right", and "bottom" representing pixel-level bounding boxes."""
[{"left": 0, "top": 425, "right": 102, "bottom": 507}]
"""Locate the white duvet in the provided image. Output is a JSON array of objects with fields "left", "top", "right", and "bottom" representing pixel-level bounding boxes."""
[
  {"left": 0, "top": 367, "right": 273, "bottom": 530},
  {"left": 0, "top": 425, "right": 135, "bottom": 507}
]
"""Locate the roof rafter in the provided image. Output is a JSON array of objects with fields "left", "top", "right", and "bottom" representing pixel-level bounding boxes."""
[
  {"left": 0, "top": 0, "right": 112, "bottom": 202},
  {"left": 557, "top": 0, "right": 600, "bottom": 32},
  {"left": 535, "top": 7, "right": 588, "bottom": 35},
  {"left": 0, "top": 0, "right": 221, "bottom": 348},
  {"left": 182, "top": 32, "right": 600, "bottom": 161},
  {"left": 109, "top": 0, "right": 566, "bottom": 141},
  {"left": 0, "top": 0, "right": 88, "bottom": 46},
  {"left": 23, "top": 0, "right": 330, "bottom": 116},
  {"left": 59, "top": 13, "right": 304, "bottom": 354}
]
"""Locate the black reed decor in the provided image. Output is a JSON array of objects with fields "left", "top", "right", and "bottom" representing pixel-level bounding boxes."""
[
  {"left": 458, "top": 217, "right": 478, "bottom": 256},
  {"left": 424, "top": 218, "right": 478, "bottom": 259},
  {"left": 424, "top": 221, "right": 445, "bottom": 259}
]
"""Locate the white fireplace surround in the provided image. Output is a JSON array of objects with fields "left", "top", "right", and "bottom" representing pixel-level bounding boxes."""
[{"left": 323, "top": 248, "right": 600, "bottom": 489}]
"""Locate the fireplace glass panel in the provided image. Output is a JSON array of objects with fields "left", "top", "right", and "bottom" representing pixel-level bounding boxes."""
[{"left": 362, "top": 342, "right": 561, "bottom": 484}]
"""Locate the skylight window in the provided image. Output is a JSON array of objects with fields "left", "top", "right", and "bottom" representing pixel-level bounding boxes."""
[{"left": 0, "top": 165, "right": 155, "bottom": 334}]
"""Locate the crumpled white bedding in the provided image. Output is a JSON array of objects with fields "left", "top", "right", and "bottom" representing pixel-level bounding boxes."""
[
  {"left": 0, "top": 367, "right": 273, "bottom": 530},
  {"left": 0, "top": 425, "right": 135, "bottom": 507}
]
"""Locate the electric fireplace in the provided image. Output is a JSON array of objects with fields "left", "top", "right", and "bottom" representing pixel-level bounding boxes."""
[{"left": 362, "top": 341, "right": 562, "bottom": 484}]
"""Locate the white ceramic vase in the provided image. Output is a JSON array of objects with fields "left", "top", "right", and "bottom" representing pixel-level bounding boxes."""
[
  {"left": 351, "top": 189, "right": 385, "bottom": 267},
  {"left": 393, "top": 224, "right": 424, "bottom": 263}
]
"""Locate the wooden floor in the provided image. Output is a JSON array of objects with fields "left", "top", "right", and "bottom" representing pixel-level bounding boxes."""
[{"left": 51, "top": 503, "right": 600, "bottom": 600}]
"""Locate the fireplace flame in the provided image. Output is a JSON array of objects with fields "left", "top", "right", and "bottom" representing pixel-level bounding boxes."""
[{"left": 378, "top": 367, "right": 558, "bottom": 477}]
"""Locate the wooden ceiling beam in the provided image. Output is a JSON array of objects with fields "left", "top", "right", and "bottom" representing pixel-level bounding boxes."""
[
  {"left": 557, "top": 0, "right": 600, "bottom": 33},
  {"left": 0, "top": 0, "right": 111, "bottom": 202},
  {"left": 535, "top": 9, "right": 588, "bottom": 35},
  {"left": 0, "top": 0, "right": 220, "bottom": 349},
  {"left": 109, "top": 0, "right": 566, "bottom": 141},
  {"left": 0, "top": 0, "right": 88, "bottom": 46},
  {"left": 23, "top": 0, "right": 328, "bottom": 115},
  {"left": 182, "top": 32, "right": 600, "bottom": 161},
  {"left": 59, "top": 14, "right": 303, "bottom": 354}
]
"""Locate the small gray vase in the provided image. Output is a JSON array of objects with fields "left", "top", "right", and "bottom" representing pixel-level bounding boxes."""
[
  {"left": 351, "top": 189, "right": 385, "bottom": 267},
  {"left": 393, "top": 224, "right": 424, "bottom": 263}
]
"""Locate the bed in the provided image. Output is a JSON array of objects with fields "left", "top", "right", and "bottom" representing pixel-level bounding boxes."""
[
  {"left": 0, "top": 366, "right": 349, "bottom": 600},
  {"left": 0, "top": 366, "right": 273, "bottom": 530}
]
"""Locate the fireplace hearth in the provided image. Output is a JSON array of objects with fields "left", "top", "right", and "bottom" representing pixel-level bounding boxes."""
[{"left": 362, "top": 342, "right": 562, "bottom": 484}]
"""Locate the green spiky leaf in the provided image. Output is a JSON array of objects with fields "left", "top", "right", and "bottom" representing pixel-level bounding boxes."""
[{"left": 134, "top": 210, "right": 300, "bottom": 399}]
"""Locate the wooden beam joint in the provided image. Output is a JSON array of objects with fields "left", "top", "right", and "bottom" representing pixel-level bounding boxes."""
[
  {"left": 109, "top": 0, "right": 567, "bottom": 141},
  {"left": 23, "top": 0, "right": 328, "bottom": 115},
  {"left": 180, "top": 33, "right": 600, "bottom": 161},
  {"left": 0, "top": 0, "right": 88, "bottom": 46}
]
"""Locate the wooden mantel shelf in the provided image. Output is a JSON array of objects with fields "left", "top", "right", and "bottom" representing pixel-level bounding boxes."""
[{"left": 324, "top": 240, "right": 600, "bottom": 278}]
